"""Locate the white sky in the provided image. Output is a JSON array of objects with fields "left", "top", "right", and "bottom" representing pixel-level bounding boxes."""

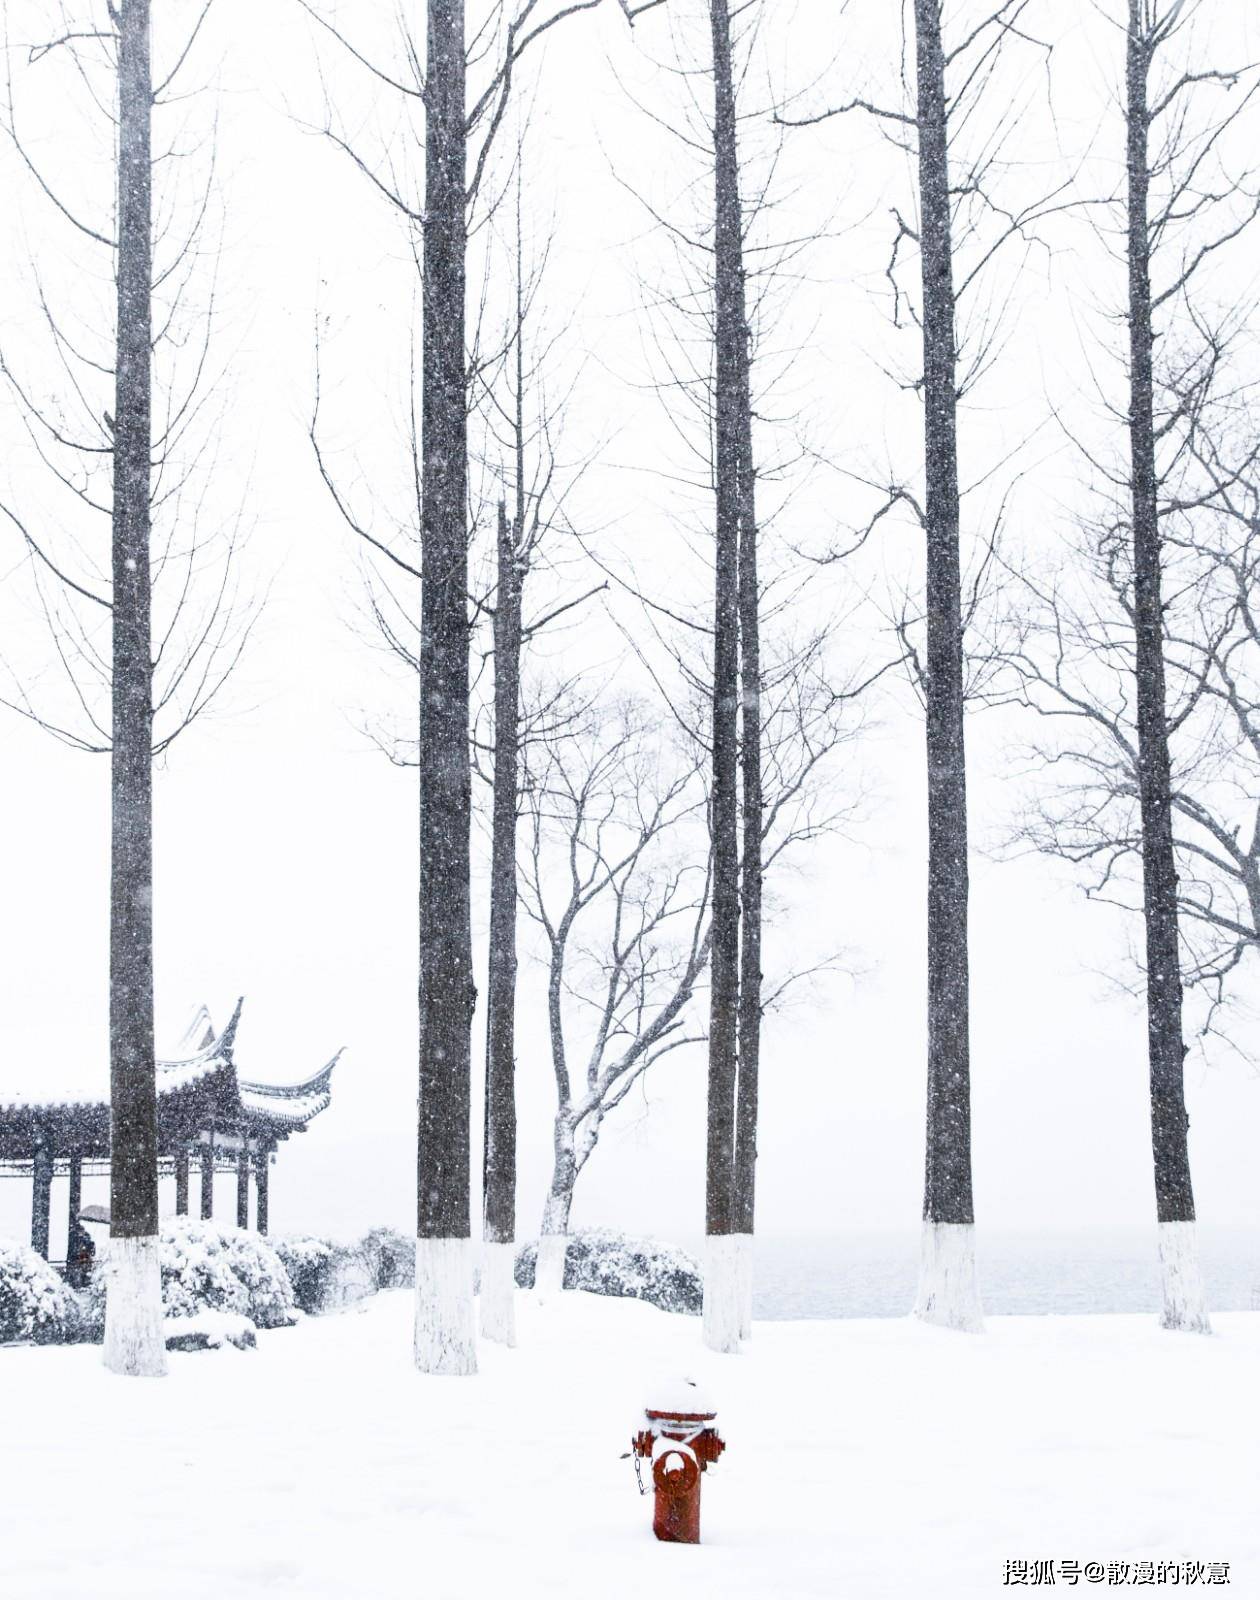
[{"left": 1, "top": 0, "right": 1258, "bottom": 1252}]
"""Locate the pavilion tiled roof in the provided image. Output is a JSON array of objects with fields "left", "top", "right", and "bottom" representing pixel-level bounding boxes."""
[{"left": 0, "top": 1000, "right": 342, "bottom": 1156}]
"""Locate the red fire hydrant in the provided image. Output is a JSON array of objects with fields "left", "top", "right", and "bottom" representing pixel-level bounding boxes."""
[{"left": 631, "top": 1384, "right": 725, "bottom": 1544}]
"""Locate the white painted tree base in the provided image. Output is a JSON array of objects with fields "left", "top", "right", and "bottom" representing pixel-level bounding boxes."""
[
  {"left": 913, "top": 1221, "right": 984, "bottom": 1333},
  {"left": 734, "top": 1232, "right": 754, "bottom": 1341},
  {"left": 479, "top": 1241, "right": 517, "bottom": 1347},
  {"left": 702, "top": 1234, "right": 741, "bottom": 1354},
  {"left": 414, "top": 1237, "right": 477, "bottom": 1375},
  {"left": 534, "top": 1233, "right": 567, "bottom": 1300},
  {"left": 1158, "top": 1221, "right": 1211, "bottom": 1334},
  {"left": 102, "top": 1236, "right": 168, "bottom": 1378}
]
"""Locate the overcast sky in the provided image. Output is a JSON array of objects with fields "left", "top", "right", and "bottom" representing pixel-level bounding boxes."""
[{"left": 1, "top": 0, "right": 1257, "bottom": 1253}]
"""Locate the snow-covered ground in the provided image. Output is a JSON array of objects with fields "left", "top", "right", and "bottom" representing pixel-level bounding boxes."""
[{"left": 2, "top": 1294, "right": 1255, "bottom": 1599}]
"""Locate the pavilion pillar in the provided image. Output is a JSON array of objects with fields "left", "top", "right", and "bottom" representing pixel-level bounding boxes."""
[
  {"left": 31, "top": 1140, "right": 52, "bottom": 1261},
  {"left": 200, "top": 1142, "right": 214, "bottom": 1220},
  {"left": 236, "top": 1146, "right": 250, "bottom": 1230},
  {"left": 254, "top": 1150, "right": 269, "bottom": 1236},
  {"left": 175, "top": 1148, "right": 190, "bottom": 1216},
  {"left": 66, "top": 1152, "right": 83, "bottom": 1269}
]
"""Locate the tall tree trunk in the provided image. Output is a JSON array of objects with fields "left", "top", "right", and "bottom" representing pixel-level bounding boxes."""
[
  {"left": 415, "top": 0, "right": 477, "bottom": 1375},
  {"left": 482, "top": 501, "right": 522, "bottom": 1344},
  {"left": 703, "top": 0, "right": 743, "bottom": 1354},
  {"left": 911, "top": 0, "right": 982, "bottom": 1333},
  {"left": 104, "top": 0, "right": 166, "bottom": 1379},
  {"left": 732, "top": 305, "right": 761, "bottom": 1341},
  {"left": 1124, "top": 3, "right": 1208, "bottom": 1333},
  {"left": 729, "top": 49, "right": 762, "bottom": 1345}
]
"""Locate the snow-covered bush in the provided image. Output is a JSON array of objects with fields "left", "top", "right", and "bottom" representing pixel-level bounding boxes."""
[
  {"left": 272, "top": 1234, "right": 335, "bottom": 1315},
  {"left": 0, "top": 1239, "right": 81, "bottom": 1345},
  {"left": 319, "top": 1227, "right": 416, "bottom": 1311},
  {"left": 161, "top": 1219, "right": 296, "bottom": 1329},
  {"left": 79, "top": 1219, "right": 297, "bottom": 1337},
  {"left": 514, "top": 1229, "right": 702, "bottom": 1315},
  {"left": 321, "top": 1246, "right": 376, "bottom": 1309},
  {"left": 356, "top": 1226, "right": 415, "bottom": 1291}
]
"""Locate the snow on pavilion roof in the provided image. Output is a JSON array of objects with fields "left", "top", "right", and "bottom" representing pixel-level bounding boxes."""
[{"left": 0, "top": 999, "right": 342, "bottom": 1134}]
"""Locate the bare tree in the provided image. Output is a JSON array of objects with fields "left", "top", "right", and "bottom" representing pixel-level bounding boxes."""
[
  {"left": 519, "top": 701, "right": 711, "bottom": 1293},
  {"left": 600, "top": 0, "right": 886, "bottom": 1345},
  {"left": 318, "top": 161, "right": 603, "bottom": 1347},
  {"left": 1003, "top": 461, "right": 1260, "bottom": 1019},
  {"left": 1160, "top": 487, "right": 1260, "bottom": 999},
  {"left": 777, "top": 0, "right": 1071, "bottom": 1332},
  {"left": 999, "top": 0, "right": 1258, "bottom": 1333},
  {"left": 475, "top": 185, "right": 604, "bottom": 1346},
  {"left": 106, "top": 0, "right": 163, "bottom": 1379},
  {"left": 702, "top": 0, "right": 745, "bottom": 1353},
  {"left": 1115, "top": 0, "right": 1243, "bottom": 1334},
  {"left": 606, "top": 0, "right": 800, "bottom": 1351},
  {"left": 302, "top": 0, "right": 653, "bottom": 1371},
  {"left": 732, "top": 151, "right": 762, "bottom": 1346},
  {"left": 519, "top": 627, "right": 871, "bottom": 1295},
  {"left": 482, "top": 500, "right": 524, "bottom": 1340},
  {"left": 0, "top": 0, "right": 248, "bottom": 1377},
  {"left": 907, "top": 0, "right": 979, "bottom": 1336},
  {"left": 412, "top": 0, "right": 479, "bottom": 1375}
]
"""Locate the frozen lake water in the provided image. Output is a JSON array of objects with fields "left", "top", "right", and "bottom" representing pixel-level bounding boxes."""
[{"left": 745, "top": 1227, "right": 1260, "bottom": 1320}]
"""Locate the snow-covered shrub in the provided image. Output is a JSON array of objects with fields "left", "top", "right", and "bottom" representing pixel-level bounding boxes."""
[
  {"left": 214, "top": 1226, "right": 296, "bottom": 1330},
  {"left": 0, "top": 1239, "right": 81, "bottom": 1345},
  {"left": 272, "top": 1234, "right": 335, "bottom": 1315},
  {"left": 159, "top": 1221, "right": 251, "bottom": 1321},
  {"left": 319, "top": 1227, "right": 416, "bottom": 1311},
  {"left": 514, "top": 1229, "right": 702, "bottom": 1315},
  {"left": 79, "top": 1219, "right": 297, "bottom": 1337},
  {"left": 321, "top": 1245, "right": 376, "bottom": 1309},
  {"left": 161, "top": 1219, "right": 296, "bottom": 1329},
  {"left": 356, "top": 1226, "right": 415, "bottom": 1290}
]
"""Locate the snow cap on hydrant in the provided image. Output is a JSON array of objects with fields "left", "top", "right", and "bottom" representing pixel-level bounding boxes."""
[
  {"left": 631, "top": 1375, "right": 725, "bottom": 1544},
  {"left": 646, "top": 1373, "right": 716, "bottom": 1415}
]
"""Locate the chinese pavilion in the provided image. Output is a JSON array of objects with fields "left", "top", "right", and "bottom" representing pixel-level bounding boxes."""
[{"left": 0, "top": 999, "right": 342, "bottom": 1266}]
